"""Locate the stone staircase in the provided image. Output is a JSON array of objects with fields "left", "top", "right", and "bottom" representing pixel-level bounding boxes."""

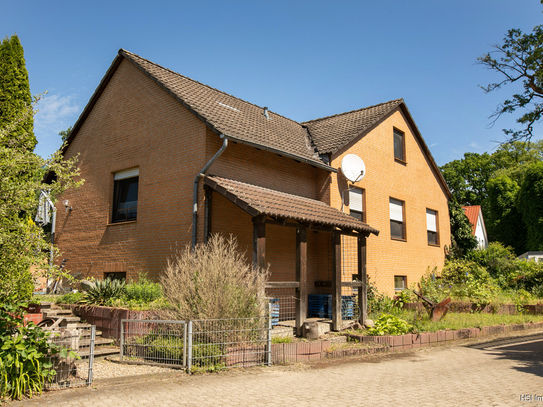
[{"left": 40, "top": 302, "right": 120, "bottom": 359}]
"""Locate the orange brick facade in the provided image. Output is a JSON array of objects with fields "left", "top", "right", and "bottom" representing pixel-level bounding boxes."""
[{"left": 57, "top": 57, "right": 450, "bottom": 297}]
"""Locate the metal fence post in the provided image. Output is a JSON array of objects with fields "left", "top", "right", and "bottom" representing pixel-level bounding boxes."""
[
  {"left": 187, "top": 321, "right": 193, "bottom": 373},
  {"left": 120, "top": 319, "right": 125, "bottom": 361},
  {"left": 267, "top": 302, "right": 272, "bottom": 367},
  {"left": 183, "top": 322, "right": 187, "bottom": 368},
  {"left": 87, "top": 325, "right": 96, "bottom": 386}
]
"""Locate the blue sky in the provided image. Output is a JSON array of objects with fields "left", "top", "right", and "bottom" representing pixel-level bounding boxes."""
[{"left": 2, "top": 0, "right": 542, "bottom": 165}]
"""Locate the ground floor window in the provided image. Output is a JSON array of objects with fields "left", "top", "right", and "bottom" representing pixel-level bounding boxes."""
[{"left": 394, "top": 275, "right": 406, "bottom": 291}]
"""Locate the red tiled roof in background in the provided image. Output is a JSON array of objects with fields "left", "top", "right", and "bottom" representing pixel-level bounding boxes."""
[
  {"left": 205, "top": 175, "right": 379, "bottom": 236},
  {"left": 462, "top": 205, "right": 481, "bottom": 235}
]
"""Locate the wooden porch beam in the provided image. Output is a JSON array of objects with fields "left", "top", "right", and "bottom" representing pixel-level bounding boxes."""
[
  {"left": 331, "top": 231, "right": 342, "bottom": 331},
  {"left": 252, "top": 215, "right": 266, "bottom": 270},
  {"left": 358, "top": 235, "right": 367, "bottom": 326},
  {"left": 295, "top": 227, "right": 307, "bottom": 335}
]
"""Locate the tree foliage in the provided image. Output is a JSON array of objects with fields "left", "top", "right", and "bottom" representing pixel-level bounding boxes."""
[
  {"left": 517, "top": 162, "right": 543, "bottom": 250},
  {"left": 487, "top": 175, "right": 525, "bottom": 254},
  {"left": 447, "top": 200, "right": 478, "bottom": 259},
  {"left": 0, "top": 36, "right": 82, "bottom": 302},
  {"left": 441, "top": 141, "right": 543, "bottom": 255},
  {"left": 0, "top": 35, "right": 35, "bottom": 150},
  {"left": 478, "top": 19, "right": 543, "bottom": 142}
]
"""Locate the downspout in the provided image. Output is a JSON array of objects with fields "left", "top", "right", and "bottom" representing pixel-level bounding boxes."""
[{"left": 192, "top": 134, "right": 228, "bottom": 249}]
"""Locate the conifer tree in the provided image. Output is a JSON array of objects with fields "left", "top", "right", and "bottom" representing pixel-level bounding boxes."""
[{"left": 0, "top": 34, "right": 36, "bottom": 150}]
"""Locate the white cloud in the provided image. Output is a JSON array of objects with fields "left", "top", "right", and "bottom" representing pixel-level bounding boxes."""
[{"left": 33, "top": 94, "right": 80, "bottom": 158}]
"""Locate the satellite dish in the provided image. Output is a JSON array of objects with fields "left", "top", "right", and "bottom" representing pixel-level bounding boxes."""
[{"left": 341, "top": 154, "right": 366, "bottom": 183}]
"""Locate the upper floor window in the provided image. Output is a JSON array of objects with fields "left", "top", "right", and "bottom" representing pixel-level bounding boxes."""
[
  {"left": 394, "top": 129, "right": 405, "bottom": 162},
  {"left": 112, "top": 168, "right": 139, "bottom": 223},
  {"left": 427, "top": 209, "right": 439, "bottom": 246},
  {"left": 349, "top": 188, "right": 364, "bottom": 221},
  {"left": 390, "top": 198, "right": 405, "bottom": 240}
]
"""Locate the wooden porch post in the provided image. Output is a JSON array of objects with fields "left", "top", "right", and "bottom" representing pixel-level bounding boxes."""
[
  {"left": 295, "top": 227, "right": 307, "bottom": 335},
  {"left": 357, "top": 234, "right": 367, "bottom": 326},
  {"left": 252, "top": 215, "right": 266, "bottom": 270},
  {"left": 203, "top": 187, "right": 212, "bottom": 244},
  {"left": 331, "top": 231, "right": 342, "bottom": 331}
]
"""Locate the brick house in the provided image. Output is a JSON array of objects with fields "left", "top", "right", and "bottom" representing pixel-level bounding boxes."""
[{"left": 55, "top": 49, "right": 451, "bottom": 330}]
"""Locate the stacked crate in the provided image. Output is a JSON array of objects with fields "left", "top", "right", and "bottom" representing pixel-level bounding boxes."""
[
  {"left": 269, "top": 298, "right": 280, "bottom": 326},
  {"left": 308, "top": 295, "right": 355, "bottom": 319}
]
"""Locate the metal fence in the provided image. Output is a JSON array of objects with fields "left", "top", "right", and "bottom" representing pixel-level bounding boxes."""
[
  {"left": 44, "top": 326, "right": 95, "bottom": 389},
  {"left": 189, "top": 316, "right": 271, "bottom": 370},
  {"left": 121, "top": 314, "right": 272, "bottom": 371},
  {"left": 120, "top": 320, "right": 187, "bottom": 367},
  {"left": 265, "top": 287, "right": 297, "bottom": 323}
]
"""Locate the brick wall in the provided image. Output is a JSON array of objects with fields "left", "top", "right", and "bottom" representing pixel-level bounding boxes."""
[
  {"left": 57, "top": 58, "right": 449, "bottom": 298},
  {"left": 325, "top": 109, "right": 451, "bottom": 295}
]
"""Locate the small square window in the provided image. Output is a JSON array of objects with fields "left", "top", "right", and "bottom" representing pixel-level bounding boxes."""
[
  {"left": 104, "top": 272, "right": 126, "bottom": 282},
  {"left": 390, "top": 198, "right": 405, "bottom": 240},
  {"left": 394, "top": 129, "right": 405, "bottom": 162},
  {"left": 112, "top": 168, "right": 139, "bottom": 223},
  {"left": 349, "top": 188, "right": 364, "bottom": 222},
  {"left": 394, "top": 276, "right": 406, "bottom": 291}
]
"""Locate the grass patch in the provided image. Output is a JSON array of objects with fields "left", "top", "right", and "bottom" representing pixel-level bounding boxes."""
[
  {"left": 272, "top": 336, "right": 293, "bottom": 344},
  {"left": 365, "top": 310, "right": 543, "bottom": 334}
]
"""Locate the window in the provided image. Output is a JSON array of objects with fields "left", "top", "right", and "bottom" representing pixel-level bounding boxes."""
[
  {"left": 390, "top": 198, "right": 405, "bottom": 240},
  {"left": 394, "top": 276, "right": 406, "bottom": 291},
  {"left": 426, "top": 209, "right": 439, "bottom": 245},
  {"left": 393, "top": 129, "right": 405, "bottom": 162},
  {"left": 349, "top": 188, "right": 364, "bottom": 221},
  {"left": 112, "top": 168, "right": 139, "bottom": 223},
  {"left": 104, "top": 272, "right": 126, "bottom": 282}
]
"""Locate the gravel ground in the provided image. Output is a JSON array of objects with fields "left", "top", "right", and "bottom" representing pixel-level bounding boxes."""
[{"left": 92, "top": 358, "right": 177, "bottom": 380}]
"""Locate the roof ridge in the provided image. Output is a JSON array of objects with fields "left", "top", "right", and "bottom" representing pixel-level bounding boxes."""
[
  {"left": 301, "top": 98, "right": 404, "bottom": 125},
  {"left": 119, "top": 49, "right": 304, "bottom": 128}
]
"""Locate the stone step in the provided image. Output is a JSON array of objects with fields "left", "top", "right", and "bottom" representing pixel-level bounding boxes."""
[
  {"left": 43, "top": 309, "right": 73, "bottom": 317},
  {"left": 79, "top": 346, "right": 120, "bottom": 360},
  {"left": 79, "top": 337, "right": 115, "bottom": 347}
]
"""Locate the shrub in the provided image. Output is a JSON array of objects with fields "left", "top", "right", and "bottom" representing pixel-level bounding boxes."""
[
  {"left": 80, "top": 278, "right": 125, "bottom": 306},
  {"left": 367, "top": 314, "right": 413, "bottom": 336},
  {"left": 124, "top": 274, "right": 163, "bottom": 304},
  {"left": 160, "top": 234, "right": 269, "bottom": 321},
  {"left": 0, "top": 303, "right": 57, "bottom": 401},
  {"left": 56, "top": 292, "right": 85, "bottom": 304}
]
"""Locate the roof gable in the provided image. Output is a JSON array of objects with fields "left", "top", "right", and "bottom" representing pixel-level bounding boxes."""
[
  {"left": 302, "top": 99, "right": 404, "bottom": 154},
  {"left": 462, "top": 205, "right": 483, "bottom": 235}
]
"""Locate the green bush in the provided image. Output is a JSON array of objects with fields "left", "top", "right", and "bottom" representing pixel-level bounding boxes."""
[
  {"left": 80, "top": 278, "right": 125, "bottom": 306},
  {"left": 124, "top": 275, "right": 162, "bottom": 304},
  {"left": 160, "top": 234, "right": 269, "bottom": 321},
  {"left": 0, "top": 303, "right": 57, "bottom": 401},
  {"left": 56, "top": 292, "right": 85, "bottom": 304},
  {"left": 367, "top": 314, "right": 413, "bottom": 336}
]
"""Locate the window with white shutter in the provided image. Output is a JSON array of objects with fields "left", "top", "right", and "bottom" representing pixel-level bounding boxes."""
[
  {"left": 426, "top": 209, "right": 438, "bottom": 245},
  {"left": 349, "top": 188, "right": 364, "bottom": 221},
  {"left": 112, "top": 167, "right": 139, "bottom": 223},
  {"left": 390, "top": 198, "right": 405, "bottom": 240}
]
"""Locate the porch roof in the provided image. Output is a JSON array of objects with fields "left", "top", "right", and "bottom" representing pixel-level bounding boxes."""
[{"left": 204, "top": 175, "right": 379, "bottom": 236}]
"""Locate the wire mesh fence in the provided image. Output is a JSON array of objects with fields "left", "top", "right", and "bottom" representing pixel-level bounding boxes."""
[
  {"left": 120, "top": 320, "right": 187, "bottom": 367},
  {"left": 265, "top": 287, "right": 298, "bottom": 323},
  {"left": 44, "top": 326, "right": 95, "bottom": 389},
  {"left": 188, "top": 316, "right": 271, "bottom": 370},
  {"left": 307, "top": 294, "right": 360, "bottom": 321}
]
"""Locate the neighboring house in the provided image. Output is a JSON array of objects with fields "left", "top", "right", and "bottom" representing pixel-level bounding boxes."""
[
  {"left": 518, "top": 252, "right": 543, "bottom": 262},
  {"left": 462, "top": 205, "right": 488, "bottom": 249},
  {"left": 54, "top": 49, "right": 451, "bottom": 330}
]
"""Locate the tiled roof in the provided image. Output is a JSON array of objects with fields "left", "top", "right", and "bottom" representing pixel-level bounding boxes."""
[
  {"left": 301, "top": 99, "right": 404, "bottom": 154},
  {"left": 205, "top": 175, "right": 379, "bottom": 235},
  {"left": 120, "top": 50, "right": 326, "bottom": 168},
  {"left": 462, "top": 205, "right": 481, "bottom": 235}
]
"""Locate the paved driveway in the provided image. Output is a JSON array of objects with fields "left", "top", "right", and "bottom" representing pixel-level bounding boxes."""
[{"left": 11, "top": 331, "right": 543, "bottom": 406}]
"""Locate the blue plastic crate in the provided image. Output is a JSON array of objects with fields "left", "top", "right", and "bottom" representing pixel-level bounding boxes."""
[{"left": 269, "top": 298, "right": 280, "bottom": 326}]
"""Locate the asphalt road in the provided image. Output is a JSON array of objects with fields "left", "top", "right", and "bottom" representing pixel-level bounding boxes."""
[{"left": 10, "top": 330, "right": 543, "bottom": 406}]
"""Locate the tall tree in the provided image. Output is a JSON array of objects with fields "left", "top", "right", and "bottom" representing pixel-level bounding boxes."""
[
  {"left": 478, "top": 14, "right": 543, "bottom": 143},
  {"left": 0, "top": 35, "right": 35, "bottom": 150},
  {"left": 447, "top": 200, "right": 478, "bottom": 259},
  {"left": 517, "top": 161, "right": 543, "bottom": 251},
  {"left": 487, "top": 175, "right": 525, "bottom": 255}
]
